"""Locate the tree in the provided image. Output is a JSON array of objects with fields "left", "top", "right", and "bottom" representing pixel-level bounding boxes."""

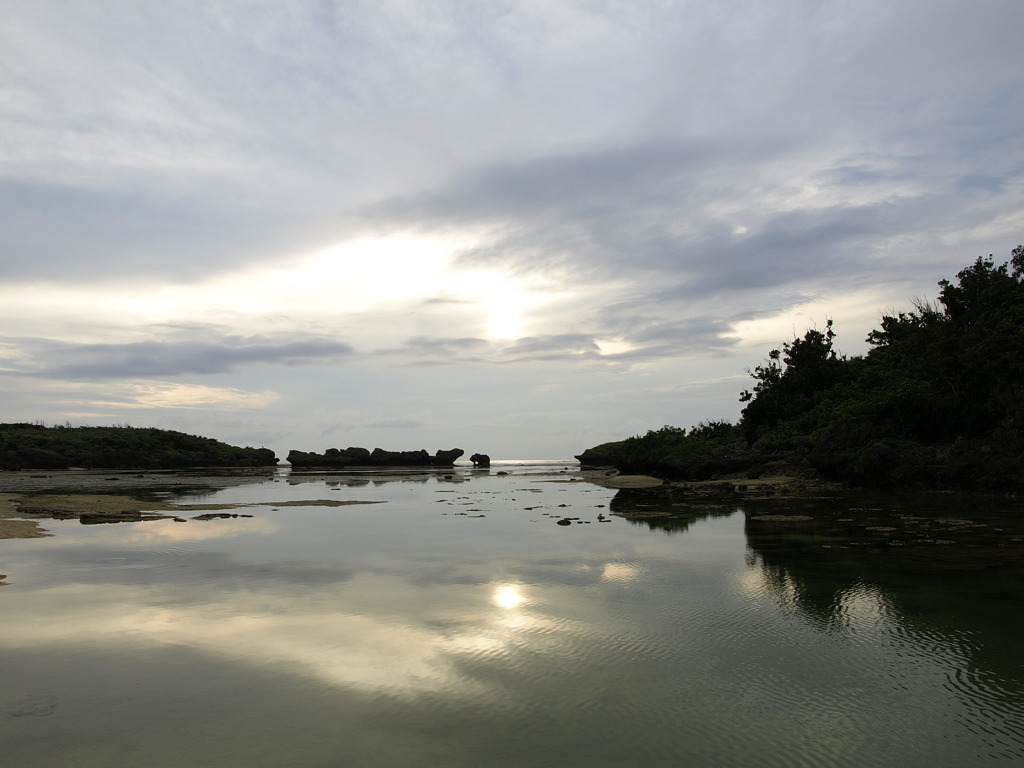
[
  {"left": 865, "top": 247, "right": 1024, "bottom": 437},
  {"left": 739, "top": 319, "right": 847, "bottom": 442}
]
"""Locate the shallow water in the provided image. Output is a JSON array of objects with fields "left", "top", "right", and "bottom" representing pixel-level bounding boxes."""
[{"left": 1, "top": 463, "right": 1022, "bottom": 767}]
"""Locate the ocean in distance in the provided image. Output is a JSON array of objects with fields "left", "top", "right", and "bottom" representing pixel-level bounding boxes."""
[{"left": 1, "top": 462, "right": 1022, "bottom": 767}]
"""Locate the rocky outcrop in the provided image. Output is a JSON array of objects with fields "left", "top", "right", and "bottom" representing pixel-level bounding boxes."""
[
  {"left": 287, "top": 447, "right": 465, "bottom": 468},
  {"left": 579, "top": 427, "right": 1024, "bottom": 493},
  {"left": 433, "top": 448, "right": 465, "bottom": 465},
  {"left": 577, "top": 441, "right": 786, "bottom": 481},
  {"left": 470, "top": 453, "right": 491, "bottom": 468},
  {"left": 575, "top": 442, "right": 626, "bottom": 468}
]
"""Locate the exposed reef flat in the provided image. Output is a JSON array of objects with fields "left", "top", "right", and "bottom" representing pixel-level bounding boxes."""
[
  {"left": 0, "top": 494, "right": 50, "bottom": 539},
  {"left": 575, "top": 469, "right": 841, "bottom": 499},
  {"left": 0, "top": 493, "right": 383, "bottom": 534},
  {"left": 0, "top": 471, "right": 383, "bottom": 538},
  {"left": 0, "top": 468, "right": 275, "bottom": 494}
]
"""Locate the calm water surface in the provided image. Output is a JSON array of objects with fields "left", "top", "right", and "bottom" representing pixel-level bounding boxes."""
[{"left": 1, "top": 463, "right": 1022, "bottom": 766}]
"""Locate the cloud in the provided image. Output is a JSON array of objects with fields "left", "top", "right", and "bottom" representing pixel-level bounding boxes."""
[
  {"left": 11, "top": 335, "right": 354, "bottom": 380},
  {"left": 360, "top": 416, "right": 426, "bottom": 430},
  {"left": 497, "top": 334, "right": 602, "bottom": 362},
  {"left": 24, "top": 545, "right": 358, "bottom": 593},
  {"left": 91, "top": 382, "right": 280, "bottom": 410},
  {"left": 382, "top": 323, "right": 741, "bottom": 366},
  {"left": 364, "top": 140, "right": 731, "bottom": 279},
  {"left": 0, "top": 181, "right": 318, "bottom": 284},
  {"left": 365, "top": 134, "right": 1016, "bottom": 300},
  {"left": 392, "top": 336, "right": 490, "bottom": 358}
]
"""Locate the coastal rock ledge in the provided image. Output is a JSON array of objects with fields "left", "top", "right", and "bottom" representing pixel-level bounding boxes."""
[{"left": 287, "top": 447, "right": 465, "bottom": 468}]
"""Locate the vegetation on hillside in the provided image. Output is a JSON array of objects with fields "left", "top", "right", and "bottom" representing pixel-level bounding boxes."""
[
  {"left": 0, "top": 423, "right": 277, "bottom": 470},
  {"left": 578, "top": 246, "right": 1024, "bottom": 491}
]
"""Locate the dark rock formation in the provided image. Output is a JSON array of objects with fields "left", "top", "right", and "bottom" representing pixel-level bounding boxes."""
[
  {"left": 433, "top": 448, "right": 465, "bottom": 465},
  {"left": 80, "top": 510, "right": 177, "bottom": 525},
  {"left": 470, "top": 453, "right": 491, "bottom": 468},
  {"left": 577, "top": 440, "right": 777, "bottom": 481},
  {"left": 287, "top": 447, "right": 464, "bottom": 468},
  {"left": 575, "top": 443, "right": 623, "bottom": 468}
]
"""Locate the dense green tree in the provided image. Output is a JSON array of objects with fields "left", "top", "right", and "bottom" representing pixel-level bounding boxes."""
[
  {"left": 580, "top": 245, "right": 1024, "bottom": 490},
  {"left": 0, "top": 424, "right": 277, "bottom": 469},
  {"left": 863, "top": 249, "right": 1024, "bottom": 439},
  {"left": 739, "top": 319, "right": 850, "bottom": 442}
]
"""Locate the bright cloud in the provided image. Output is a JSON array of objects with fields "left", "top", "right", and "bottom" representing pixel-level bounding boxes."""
[{"left": 103, "top": 382, "right": 280, "bottom": 410}]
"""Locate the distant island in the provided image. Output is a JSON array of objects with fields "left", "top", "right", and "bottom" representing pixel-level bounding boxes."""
[
  {"left": 0, "top": 424, "right": 482, "bottom": 473},
  {"left": 0, "top": 423, "right": 277, "bottom": 470},
  {"left": 287, "top": 447, "right": 465, "bottom": 468},
  {"left": 578, "top": 246, "right": 1024, "bottom": 493}
]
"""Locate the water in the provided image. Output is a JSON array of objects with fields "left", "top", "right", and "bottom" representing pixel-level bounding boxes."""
[{"left": 1, "top": 464, "right": 1022, "bottom": 766}]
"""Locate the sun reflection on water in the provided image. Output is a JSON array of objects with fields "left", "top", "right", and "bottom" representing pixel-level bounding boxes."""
[{"left": 493, "top": 585, "right": 525, "bottom": 609}]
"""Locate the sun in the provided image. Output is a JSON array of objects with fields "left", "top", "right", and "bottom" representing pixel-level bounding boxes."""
[
  {"left": 487, "top": 308, "right": 526, "bottom": 339},
  {"left": 449, "top": 269, "right": 537, "bottom": 340}
]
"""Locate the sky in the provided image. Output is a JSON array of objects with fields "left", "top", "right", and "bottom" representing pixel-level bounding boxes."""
[{"left": 2, "top": 0, "right": 1023, "bottom": 460}]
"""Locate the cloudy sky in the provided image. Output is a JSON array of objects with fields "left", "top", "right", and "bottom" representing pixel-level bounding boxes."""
[{"left": 2, "top": 0, "right": 1023, "bottom": 460}]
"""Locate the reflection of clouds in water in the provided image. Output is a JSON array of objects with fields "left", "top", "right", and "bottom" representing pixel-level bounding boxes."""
[
  {"left": 442, "top": 633, "right": 508, "bottom": 660},
  {"left": 20, "top": 545, "right": 357, "bottom": 592},
  {"left": 509, "top": 559, "right": 643, "bottom": 587},
  {"left": 0, "top": 572, "right": 569, "bottom": 698},
  {"left": 508, "top": 560, "right": 602, "bottom": 587},
  {"left": 188, "top": 612, "right": 456, "bottom": 693},
  {"left": 0, "top": 517, "right": 658, "bottom": 702},
  {"left": 0, "top": 580, "right": 466, "bottom": 694},
  {"left": 389, "top": 562, "right": 491, "bottom": 587},
  {"left": 601, "top": 562, "right": 640, "bottom": 582},
  {"left": 127, "top": 517, "right": 279, "bottom": 543}
]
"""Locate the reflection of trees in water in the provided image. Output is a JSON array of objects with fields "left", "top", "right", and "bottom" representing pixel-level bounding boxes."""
[
  {"left": 744, "top": 537, "right": 898, "bottom": 635},
  {"left": 744, "top": 502, "right": 1024, "bottom": 739},
  {"left": 743, "top": 502, "right": 879, "bottom": 629},
  {"left": 0, "top": 469, "right": 275, "bottom": 500},
  {"left": 611, "top": 484, "right": 1024, "bottom": 739},
  {"left": 742, "top": 497, "right": 1024, "bottom": 627},
  {"left": 287, "top": 471, "right": 472, "bottom": 487},
  {"left": 148, "top": 473, "right": 276, "bottom": 502},
  {"left": 608, "top": 486, "right": 737, "bottom": 534}
]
